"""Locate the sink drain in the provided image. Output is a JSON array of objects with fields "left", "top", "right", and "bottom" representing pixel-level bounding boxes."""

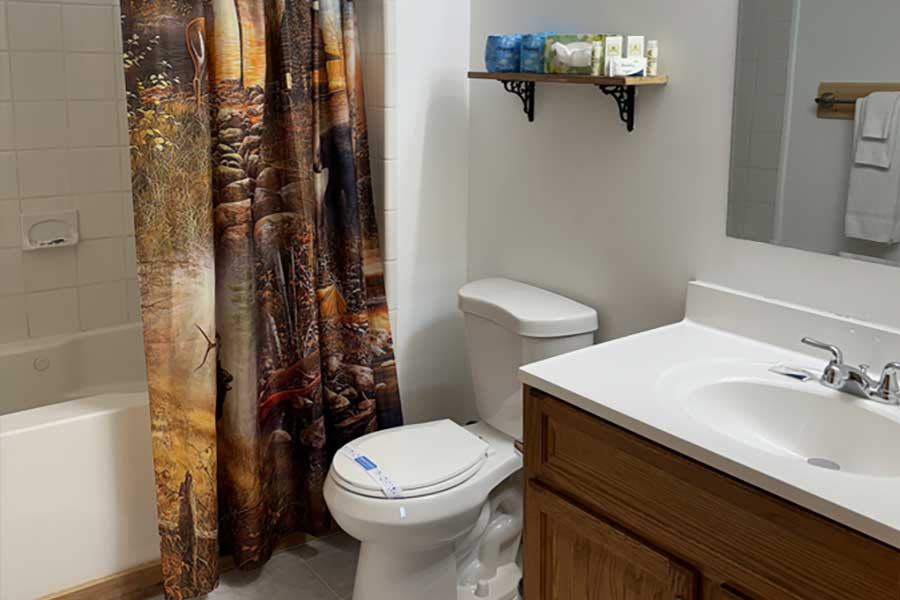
[{"left": 807, "top": 457, "right": 841, "bottom": 471}]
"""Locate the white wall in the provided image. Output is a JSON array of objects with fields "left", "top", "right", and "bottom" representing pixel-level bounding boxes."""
[
  {"left": 0, "top": 0, "right": 139, "bottom": 344},
  {"left": 779, "top": 0, "right": 900, "bottom": 263},
  {"left": 394, "top": 0, "right": 475, "bottom": 424},
  {"left": 470, "top": 0, "right": 900, "bottom": 348}
]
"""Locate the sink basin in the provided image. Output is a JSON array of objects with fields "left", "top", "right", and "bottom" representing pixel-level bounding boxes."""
[{"left": 680, "top": 377, "right": 900, "bottom": 477}]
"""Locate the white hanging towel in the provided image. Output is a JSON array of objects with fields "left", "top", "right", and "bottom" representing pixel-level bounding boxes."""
[
  {"left": 856, "top": 92, "right": 900, "bottom": 168},
  {"left": 845, "top": 94, "right": 900, "bottom": 244}
]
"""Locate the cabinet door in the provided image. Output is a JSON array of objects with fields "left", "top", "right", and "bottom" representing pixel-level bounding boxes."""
[{"left": 524, "top": 481, "right": 697, "bottom": 600}]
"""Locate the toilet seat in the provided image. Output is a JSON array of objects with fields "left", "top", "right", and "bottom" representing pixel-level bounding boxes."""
[{"left": 332, "top": 420, "right": 491, "bottom": 499}]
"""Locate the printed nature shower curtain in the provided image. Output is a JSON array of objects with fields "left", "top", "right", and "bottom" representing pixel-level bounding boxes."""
[{"left": 120, "top": 0, "right": 402, "bottom": 596}]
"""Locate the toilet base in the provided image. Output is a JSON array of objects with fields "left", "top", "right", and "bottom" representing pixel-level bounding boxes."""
[
  {"left": 457, "top": 563, "right": 521, "bottom": 600},
  {"left": 353, "top": 542, "right": 458, "bottom": 600}
]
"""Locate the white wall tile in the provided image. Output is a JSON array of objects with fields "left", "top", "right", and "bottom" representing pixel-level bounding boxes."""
[
  {"left": 752, "top": 94, "right": 785, "bottom": 133},
  {"left": 0, "top": 294, "right": 27, "bottom": 342},
  {"left": 26, "top": 287, "right": 78, "bottom": 337},
  {"left": 381, "top": 158, "right": 397, "bottom": 211},
  {"left": 7, "top": 2, "right": 61, "bottom": 51},
  {"left": 122, "top": 192, "right": 134, "bottom": 234},
  {"left": 13, "top": 101, "right": 67, "bottom": 148},
  {"left": 20, "top": 194, "right": 69, "bottom": 213},
  {"left": 0, "top": 151, "right": 17, "bottom": 197},
  {"left": 10, "top": 52, "right": 65, "bottom": 100},
  {"left": 382, "top": 209, "right": 397, "bottom": 261},
  {"left": 0, "top": 198, "right": 18, "bottom": 245},
  {"left": 23, "top": 246, "right": 75, "bottom": 291},
  {"left": 65, "top": 53, "right": 117, "bottom": 100},
  {"left": 384, "top": 259, "right": 397, "bottom": 310},
  {"left": 124, "top": 235, "right": 135, "bottom": 276},
  {"left": 119, "top": 146, "right": 131, "bottom": 189},
  {"left": 0, "top": 102, "right": 11, "bottom": 149},
  {"left": 116, "top": 100, "right": 128, "bottom": 145},
  {"left": 77, "top": 236, "right": 124, "bottom": 284},
  {"left": 383, "top": 54, "right": 396, "bottom": 107},
  {"left": 69, "top": 147, "right": 121, "bottom": 193},
  {"left": 78, "top": 280, "right": 125, "bottom": 329},
  {"left": 0, "top": 52, "right": 10, "bottom": 99},
  {"left": 382, "top": 107, "right": 396, "bottom": 160},
  {"left": 747, "top": 168, "right": 778, "bottom": 206},
  {"left": 17, "top": 149, "right": 69, "bottom": 196},
  {"left": 62, "top": 5, "right": 114, "bottom": 52},
  {"left": 125, "top": 277, "right": 139, "bottom": 320},
  {"left": 0, "top": 3, "right": 7, "bottom": 51},
  {"left": 382, "top": 0, "right": 396, "bottom": 54},
  {"left": 749, "top": 132, "right": 781, "bottom": 169},
  {"left": 68, "top": 100, "right": 118, "bottom": 147},
  {"left": 0, "top": 248, "right": 23, "bottom": 294},
  {"left": 73, "top": 192, "right": 123, "bottom": 239}
]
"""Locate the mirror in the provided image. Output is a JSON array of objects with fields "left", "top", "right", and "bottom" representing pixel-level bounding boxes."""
[{"left": 728, "top": 0, "right": 900, "bottom": 266}]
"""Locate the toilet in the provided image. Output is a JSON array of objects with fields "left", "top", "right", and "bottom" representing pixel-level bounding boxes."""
[{"left": 323, "top": 278, "right": 598, "bottom": 600}]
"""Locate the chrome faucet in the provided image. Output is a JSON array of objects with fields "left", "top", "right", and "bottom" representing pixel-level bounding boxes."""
[{"left": 802, "top": 338, "right": 900, "bottom": 405}]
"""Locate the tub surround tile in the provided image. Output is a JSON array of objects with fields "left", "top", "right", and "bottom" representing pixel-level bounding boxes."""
[
  {"left": 124, "top": 235, "right": 136, "bottom": 277},
  {"left": 0, "top": 151, "right": 16, "bottom": 197},
  {"left": 77, "top": 237, "right": 125, "bottom": 284},
  {"left": 64, "top": 52, "right": 118, "bottom": 100},
  {"left": 62, "top": 5, "right": 115, "bottom": 52},
  {"left": 19, "top": 194, "right": 70, "bottom": 214},
  {"left": 67, "top": 100, "right": 119, "bottom": 147},
  {"left": 73, "top": 192, "right": 124, "bottom": 239},
  {"left": 0, "top": 198, "right": 19, "bottom": 246},
  {"left": 68, "top": 146, "right": 122, "bottom": 193},
  {"left": 13, "top": 101, "right": 68, "bottom": 149},
  {"left": 0, "top": 294, "right": 28, "bottom": 342},
  {"left": 0, "top": 52, "right": 9, "bottom": 100},
  {"left": 7, "top": 2, "right": 62, "bottom": 51},
  {"left": 16, "top": 149, "right": 69, "bottom": 197},
  {"left": 0, "top": 248, "right": 24, "bottom": 295},
  {"left": 23, "top": 246, "right": 76, "bottom": 291},
  {"left": 125, "top": 278, "right": 140, "bottom": 321},
  {"left": 78, "top": 280, "right": 126, "bottom": 330},
  {"left": 0, "top": 3, "right": 7, "bottom": 51},
  {"left": 26, "top": 287, "right": 79, "bottom": 337},
  {"left": 10, "top": 52, "right": 65, "bottom": 100},
  {"left": 0, "top": 102, "right": 12, "bottom": 149}
]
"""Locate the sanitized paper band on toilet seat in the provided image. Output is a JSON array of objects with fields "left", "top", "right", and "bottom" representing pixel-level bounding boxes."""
[{"left": 340, "top": 446, "right": 406, "bottom": 499}]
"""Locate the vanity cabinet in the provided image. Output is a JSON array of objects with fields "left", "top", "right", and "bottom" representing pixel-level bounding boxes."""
[{"left": 522, "top": 386, "right": 900, "bottom": 600}]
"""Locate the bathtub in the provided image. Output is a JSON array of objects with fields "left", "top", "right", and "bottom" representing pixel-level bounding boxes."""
[{"left": 0, "top": 323, "right": 160, "bottom": 600}]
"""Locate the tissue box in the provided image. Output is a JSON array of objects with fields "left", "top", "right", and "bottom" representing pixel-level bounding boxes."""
[
  {"left": 485, "top": 35, "right": 523, "bottom": 73},
  {"left": 521, "top": 32, "right": 555, "bottom": 73},
  {"left": 544, "top": 34, "right": 605, "bottom": 75}
]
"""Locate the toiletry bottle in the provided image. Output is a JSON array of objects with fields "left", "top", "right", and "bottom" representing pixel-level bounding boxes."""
[
  {"left": 604, "top": 36, "right": 623, "bottom": 76},
  {"left": 591, "top": 41, "right": 603, "bottom": 76},
  {"left": 647, "top": 40, "right": 659, "bottom": 76}
]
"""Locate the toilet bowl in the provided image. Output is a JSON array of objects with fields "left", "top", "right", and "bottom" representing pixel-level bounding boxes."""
[{"left": 323, "top": 279, "right": 598, "bottom": 600}]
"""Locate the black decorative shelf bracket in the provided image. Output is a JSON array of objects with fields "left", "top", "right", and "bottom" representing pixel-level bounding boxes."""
[
  {"left": 501, "top": 80, "right": 536, "bottom": 122},
  {"left": 598, "top": 85, "right": 636, "bottom": 132}
]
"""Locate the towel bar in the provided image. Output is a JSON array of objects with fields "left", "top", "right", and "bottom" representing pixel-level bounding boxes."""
[{"left": 814, "top": 92, "right": 857, "bottom": 109}]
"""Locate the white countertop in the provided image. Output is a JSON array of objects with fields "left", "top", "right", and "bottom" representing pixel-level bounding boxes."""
[{"left": 518, "top": 281, "right": 900, "bottom": 549}]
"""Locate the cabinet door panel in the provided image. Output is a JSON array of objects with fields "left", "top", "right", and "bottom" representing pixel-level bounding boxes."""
[{"left": 525, "top": 481, "right": 696, "bottom": 600}]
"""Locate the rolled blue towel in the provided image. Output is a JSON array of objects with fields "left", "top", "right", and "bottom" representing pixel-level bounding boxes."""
[
  {"left": 485, "top": 35, "right": 522, "bottom": 73},
  {"left": 521, "top": 32, "right": 555, "bottom": 73}
]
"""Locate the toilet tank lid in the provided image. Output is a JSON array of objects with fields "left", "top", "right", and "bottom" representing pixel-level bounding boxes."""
[{"left": 458, "top": 278, "right": 598, "bottom": 338}]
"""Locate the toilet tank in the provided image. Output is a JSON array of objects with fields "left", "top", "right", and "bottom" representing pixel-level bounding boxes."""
[{"left": 458, "top": 279, "right": 598, "bottom": 440}]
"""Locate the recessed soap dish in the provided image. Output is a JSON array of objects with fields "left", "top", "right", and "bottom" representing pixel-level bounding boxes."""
[{"left": 21, "top": 210, "right": 80, "bottom": 251}]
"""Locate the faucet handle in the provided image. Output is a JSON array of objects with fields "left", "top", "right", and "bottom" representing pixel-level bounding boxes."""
[
  {"left": 801, "top": 337, "right": 845, "bottom": 364},
  {"left": 874, "top": 362, "right": 900, "bottom": 403}
]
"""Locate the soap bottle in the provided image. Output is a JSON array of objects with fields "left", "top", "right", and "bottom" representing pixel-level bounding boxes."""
[
  {"left": 647, "top": 40, "right": 659, "bottom": 76},
  {"left": 591, "top": 41, "right": 604, "bottom": 76}
]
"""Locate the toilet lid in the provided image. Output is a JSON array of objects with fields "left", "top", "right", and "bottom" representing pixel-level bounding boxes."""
[{"left": 332, "top": 420, "right": 490, "bottom": 499}]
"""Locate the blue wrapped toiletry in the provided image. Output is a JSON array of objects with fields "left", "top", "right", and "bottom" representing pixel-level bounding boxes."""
[
  {"left": 521, "top": 32, "right": 555, "bottom": 73},
  {"left": 485, "top": 35, "right": 523, "bottom": 73}
]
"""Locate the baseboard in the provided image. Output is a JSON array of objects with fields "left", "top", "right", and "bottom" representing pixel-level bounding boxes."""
[{"left": 39, "top": 531, "right": 317, "bottom": 600}]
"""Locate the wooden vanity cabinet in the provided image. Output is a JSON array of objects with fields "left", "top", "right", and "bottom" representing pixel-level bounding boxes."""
[{"left": 522, "top": 386, "right": 900, "bottom": 600}]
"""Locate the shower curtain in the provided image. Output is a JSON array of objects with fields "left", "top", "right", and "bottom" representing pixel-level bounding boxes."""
[{"left": 120, "top": 0, "right": 402, "bottom": 597}]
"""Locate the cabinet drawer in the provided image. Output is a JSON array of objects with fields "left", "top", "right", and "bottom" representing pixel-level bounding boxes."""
[
  {"left": 524, "top": 387, "right": 900, "bottom": 599},
  {"left": 525, "top": 480, "right": 697, "bottom": 600}
]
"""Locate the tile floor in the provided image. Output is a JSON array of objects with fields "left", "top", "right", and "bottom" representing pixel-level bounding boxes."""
[{"left": 149, "top": 532, "right": 359, "bottom": 600}]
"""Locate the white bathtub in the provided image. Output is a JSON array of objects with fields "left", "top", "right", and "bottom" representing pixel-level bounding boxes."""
[{"left": 0, "top": 324, "right": 160, "bottom": 600}]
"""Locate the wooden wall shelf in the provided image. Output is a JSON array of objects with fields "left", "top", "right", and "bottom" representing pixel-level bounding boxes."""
[{"left": 468, "top": 71, "right": 669, "bottom": 132}]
